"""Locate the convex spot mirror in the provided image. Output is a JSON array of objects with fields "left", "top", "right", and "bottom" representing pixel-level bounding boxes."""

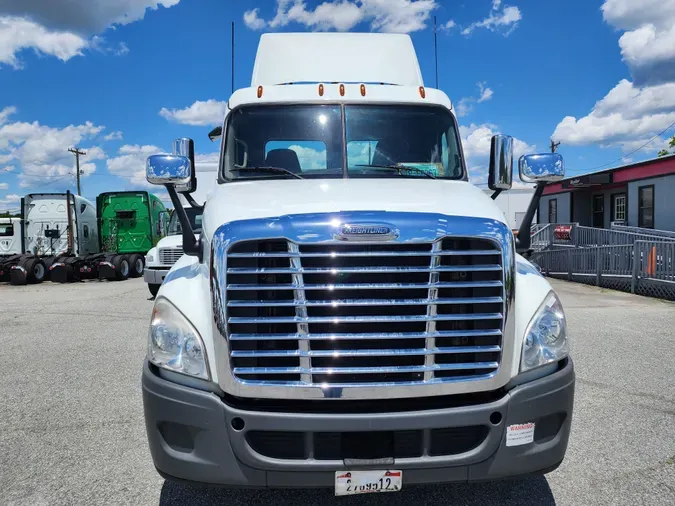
[
  {"left": 519, "top": 153, "right": 565, "bottom": 183},
  {"left": 488, "top": 134, "right": 513, "bottom": 191}
]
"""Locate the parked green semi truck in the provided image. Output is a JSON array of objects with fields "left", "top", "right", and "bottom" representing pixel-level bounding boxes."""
[{"left": 97, "top": 191, "right": 169, "bottom": 277}]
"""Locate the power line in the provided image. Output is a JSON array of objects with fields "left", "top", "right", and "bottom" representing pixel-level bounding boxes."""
[{"left": 575, "top": 119, "right": 675, "bottom": 174}]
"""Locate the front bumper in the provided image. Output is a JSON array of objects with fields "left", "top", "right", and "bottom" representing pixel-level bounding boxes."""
[
  {"left": 142, "top": 358, "right": 575, "bottom": 488},
  {"left": 144, "top": 268, "right": 169, "bottom": 285}
]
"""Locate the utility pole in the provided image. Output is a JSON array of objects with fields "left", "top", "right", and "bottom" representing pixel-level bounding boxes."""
[
  {"left": 550, "top": 139, "right": 561, "bottom": 153},
  {"left": 68, "top": 147, "right": 86, "bottom": 195}
]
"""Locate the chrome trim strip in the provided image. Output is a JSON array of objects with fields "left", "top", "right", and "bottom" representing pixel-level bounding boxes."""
[
  {"left": 234, "top": 362, "right": 500, "bottom": 375},
  {"left": 226, "top": 264, "right": 502, "bottom": 274},
  {"left": 227, "top": 249, "right": 500, "bottom": 258},
  {"left": 226, "top": 296, "right": 503, "bottom": 307},
  {"left": 210, "top": 211, "right": 515, "bottom": 400},
  {"left": 228, "top": 313, "right": 503, "bottom": 324},
  {"left": 229, "top": 329, "right": 503, "bottom": 341},
  {"left": 226, "top": 280, "right": 503, "bottom": 291},
  {"left": 231, "top": 345, "right": 502, "bottom": 358}
]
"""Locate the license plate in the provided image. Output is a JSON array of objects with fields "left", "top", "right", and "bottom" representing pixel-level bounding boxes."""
[{"left": 334, "top": 470, "right": 402, "bottom": 496}]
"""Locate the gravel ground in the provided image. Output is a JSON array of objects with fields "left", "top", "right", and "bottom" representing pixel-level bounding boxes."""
[{"left": 0, "top": 277, "right": 673, "bottom": 506}]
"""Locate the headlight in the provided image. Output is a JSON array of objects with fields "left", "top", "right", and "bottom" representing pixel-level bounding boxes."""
[
  {"left": 148, "top": 298, "right": 209, "bottom": 380},
  {"left": 521, "top": 291, "right": 569, "bottom": 372},
  {"left": 146, "top": 253, "right": 154, "bottom": 263}
]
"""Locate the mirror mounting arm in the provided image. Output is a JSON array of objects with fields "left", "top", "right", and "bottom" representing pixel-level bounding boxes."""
[
  {"left": 515, "top": 181, "right": 547, "bottom": 255},
  {"left": 166, "top": 185, "right": 201, "bottom": 259},
  {"left": 490, "top": 189, "right": 503, "bottom": 201},
  {"left": 180, "top": 191, "right": 204, "bottom": 210}
]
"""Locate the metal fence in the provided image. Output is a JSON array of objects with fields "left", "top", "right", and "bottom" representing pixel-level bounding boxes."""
[
  {"left": 611, "top": 223, "right": 675, "bottom": 240},
  {"left": 532, "top": 240, "right": 675, "bottom": 301},
  {"left": 533, "top": 223, "right": 675, "bottom": 250}
]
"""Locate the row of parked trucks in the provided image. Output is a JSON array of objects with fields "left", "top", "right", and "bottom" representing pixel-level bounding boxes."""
[{"left": 0, "top": 190, "right": 174, "bottom": 285}]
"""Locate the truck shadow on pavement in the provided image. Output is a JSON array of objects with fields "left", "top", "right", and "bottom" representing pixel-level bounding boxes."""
[{"left": 158, "top": 476, "right": 555, "bottom": 505}]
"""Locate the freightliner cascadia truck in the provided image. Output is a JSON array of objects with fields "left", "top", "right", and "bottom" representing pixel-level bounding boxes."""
[
  {"left": 141, "top": 33, "right": 574, "bottom": 495},
  {"left": 97, "top": 191, "right": 170, "bottom": 278}
]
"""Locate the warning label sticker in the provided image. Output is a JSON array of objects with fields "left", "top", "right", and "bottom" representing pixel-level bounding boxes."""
[{"left": 506, "top": 422, "right": 535, "bottom": 447}]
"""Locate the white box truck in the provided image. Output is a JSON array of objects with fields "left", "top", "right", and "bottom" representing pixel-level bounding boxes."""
[{"left": 141, "top": 33, "right": 574, "bottom": 494}]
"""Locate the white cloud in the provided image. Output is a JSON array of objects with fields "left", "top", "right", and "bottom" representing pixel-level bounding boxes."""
[
  {"left": 460, "top": 123, "right": 535, "bottom": 186},
  {"left": 0, "top": 106, "right": 17, "bottom": 124},
  {"left": 0, "top": 1, "right": 181, "bottom": 68},
  {"left": 244, "top": 8, "right": 267, "bottom": 30},
  {"left": 454, "top": 82, "right": 494, "bottom": 117},
  {"left": 115, "top": 42, "right": 130, "bottom": 56},
  {"left": 552, "top": 80, "right": 675, "bottom": 150},
  {"left": 287, "top": 144, "right": 327, "bottom": 170},
  {"left": 159, "top": 99, "right": 227, "bottom": 126},
  {"left": 0, "top": 192, "right": 20, "bottom": 211},
  {"left": 455, "top": 98, "right": 473, "bottom": 117},
  {"left": 461, "top": 2, "right": 521, "bottom": 36},
  {"left": 0, "top": 115, "right": 106, "bottom": 187},
  {"left": 477, "top": 82, "right": 494, "bottom": 103},
  {"left": 0, "top": 17, "right": 87, "bottom": 68},
  {"left": 107, "top": 144, "right": 161, "bottom": 187},
  {"left": 551, "top": 2, "right": 675, "bottom": 152},
  {"left": 601, "top": 0, "right": 675, "bottom": 86},
  {"left": 245, "top": 0, "right": 437, "bottom": 34},
  {"left": 0, "top": 182, "right": 7, "bottom": 190},
  {"left": 440, "top": 19, "right": 456, "bottom": 31},
  {"left": 103, "top": 130, "right": 123, "bottom": 141}
]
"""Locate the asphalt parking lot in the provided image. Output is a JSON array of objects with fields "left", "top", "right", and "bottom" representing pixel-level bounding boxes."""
[{"left": 1, "top": 277, "right": 674, "bottom": 506}]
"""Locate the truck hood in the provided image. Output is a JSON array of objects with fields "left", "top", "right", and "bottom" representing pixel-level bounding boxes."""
[
  {"left": 156, "top": 234, "right": 183, "bottom": 249},
  {"left": 202, "top": 179, "right": 508, "bottom": 236}
]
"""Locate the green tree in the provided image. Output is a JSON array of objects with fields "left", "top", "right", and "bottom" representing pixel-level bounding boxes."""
[{"left": 657, "top": 135, "right": 675, "bottom": 157}]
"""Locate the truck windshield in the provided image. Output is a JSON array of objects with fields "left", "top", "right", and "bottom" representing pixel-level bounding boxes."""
[
  {"left": 168, "top": 208, "right": 202, "bottom": 236},
  {"left": 222, "top": 104, "right": 464, "bottom": 180}
]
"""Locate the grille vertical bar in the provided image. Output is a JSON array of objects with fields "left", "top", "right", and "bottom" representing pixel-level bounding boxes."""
[
  {"left": 423, "top": 241, "right": 442, "bottom": 381},
  {"left": 289, "top": 242, "right": 311, "bottom": 384}
]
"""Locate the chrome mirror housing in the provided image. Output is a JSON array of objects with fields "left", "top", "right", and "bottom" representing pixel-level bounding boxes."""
[
  {"left": 488, "top": 134, "right": 513, "bottom": 191},
  {"left": 172, "top": 138, "right": 197, "bottom": 193},
  {"left": 519, "top": 153, "right": 565, "bottom": 183},
  {"left": 146, "top": 154, "right": 192, "bottom": 186}
]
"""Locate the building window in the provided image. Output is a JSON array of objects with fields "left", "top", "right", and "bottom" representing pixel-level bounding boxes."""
[
  {"left": 612, "top": 193, "right": 626, "bottom": 222},
  {"left": 548, "top": 199, "right": 557, "bottom": 224},
  {"left": 638, "top": 185, "right": 654, "bottom": 229}
]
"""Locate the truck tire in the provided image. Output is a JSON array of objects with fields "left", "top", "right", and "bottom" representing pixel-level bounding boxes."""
[
  {"left": 112, "top": 255, "right": 130, "bottom": 281},
  {"left": 25, "top": 258, "right": 47, "bottom": 284},
  {"left": 148, "top": 283, "right": 160, "bottom": 297},
  {"left": 129, "top": 254, "right": 144, "bottom": 278}
]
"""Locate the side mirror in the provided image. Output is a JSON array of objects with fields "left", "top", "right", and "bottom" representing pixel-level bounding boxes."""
[
  {"left": 488, "top": 134, "right": 513, "bottom": 191},
  {"left": 146, "top": 154, "right": 192, "bottom": 186},
  {"left": 519, "top": 153, "right": 564, "bottom": 183},
  {"left": 172, "top": 138, "right": 197, "bottom": 193}
]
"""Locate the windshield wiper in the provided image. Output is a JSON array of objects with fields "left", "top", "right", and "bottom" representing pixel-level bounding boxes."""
[
  {"left": 355, "top": 164, "right": 437, "bottom": 180},
  {"left": 230, "top": 167, "right": 304, "bottom": 180}
]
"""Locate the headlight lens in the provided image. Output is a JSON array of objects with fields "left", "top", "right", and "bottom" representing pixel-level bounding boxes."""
[
  {"left": 521, "top": 292, "right": 569, "bottom": 372},
  {"left": 148, "top": 298, "right": 209, "bottom": 379},
  {"left": 146, "top": 253, "right": 154, "bottom": 263}
]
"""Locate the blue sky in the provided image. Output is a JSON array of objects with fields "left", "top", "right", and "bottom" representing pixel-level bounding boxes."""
[{"left": 1, "top": 0, "right": 675, "bottom": 211}]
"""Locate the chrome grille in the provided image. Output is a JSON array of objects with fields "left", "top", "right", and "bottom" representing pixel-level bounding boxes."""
[
  {"left": 159, "top": 247, "right": 183, "bottom": 266},
  {"left": 224, "top": 238, "right": 504, "bottom": 388}
]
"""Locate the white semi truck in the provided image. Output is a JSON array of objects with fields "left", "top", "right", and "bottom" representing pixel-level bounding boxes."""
[
  {"left": 144, "top": 206, "right": 203, "bottom": 297},
  {"left": 141, "top": 33, "right": 574, "bottom": 494},
  {"left": 0, "top": 192, "right": 131, "bottom": 284}
]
